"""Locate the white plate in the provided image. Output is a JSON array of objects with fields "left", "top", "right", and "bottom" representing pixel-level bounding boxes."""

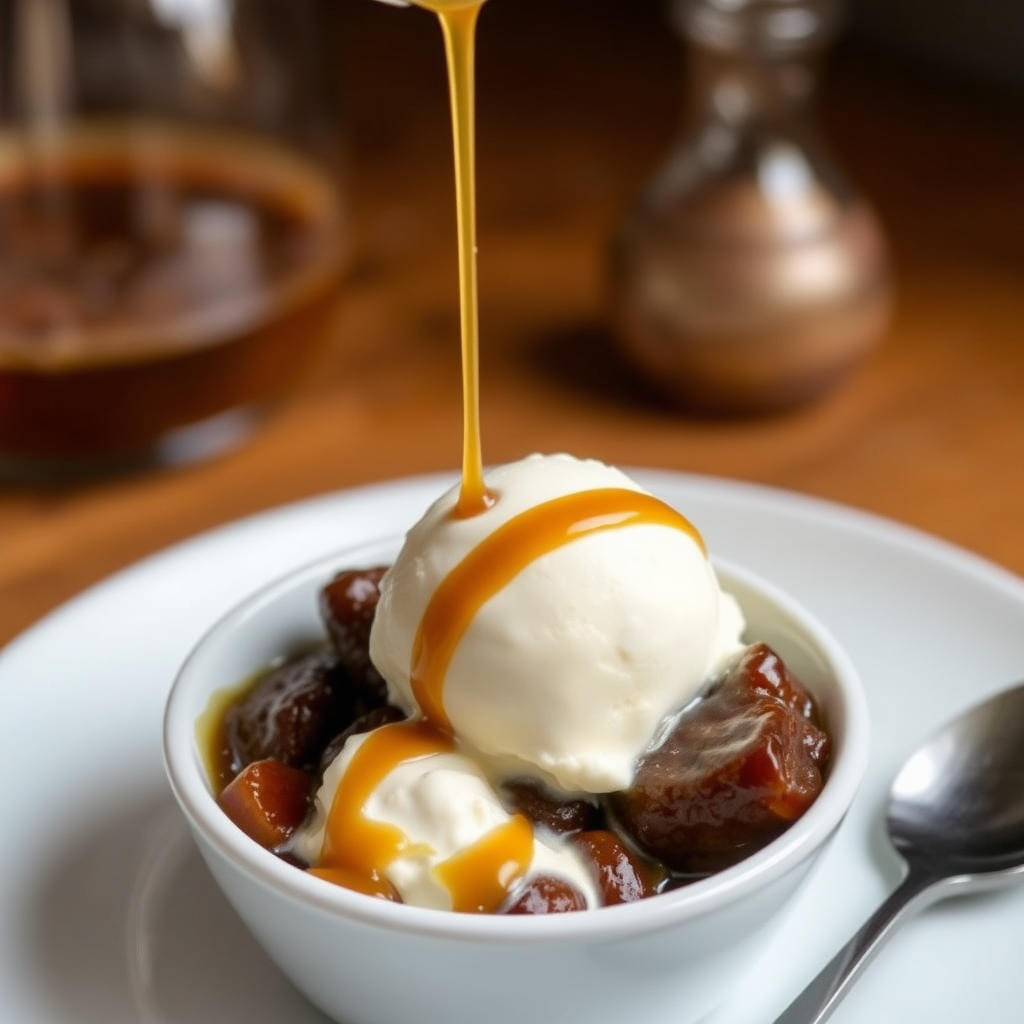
[{"left": 3, "top": 470, "right": 1024, "bottom": 1024}]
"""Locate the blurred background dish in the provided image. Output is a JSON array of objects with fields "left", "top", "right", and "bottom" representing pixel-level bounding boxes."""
[{"left": 0, "top": 0, "right": 348, "bottom": 479}]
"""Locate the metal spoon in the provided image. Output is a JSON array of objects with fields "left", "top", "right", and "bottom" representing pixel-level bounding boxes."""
[{"left": 774, "top": 681, "right": 1024, "bottom": 1024}]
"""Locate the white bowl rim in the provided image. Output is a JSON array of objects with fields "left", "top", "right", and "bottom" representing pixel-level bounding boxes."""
[{"left": 163, "top": 535, "right": 870, "bottom": 944}]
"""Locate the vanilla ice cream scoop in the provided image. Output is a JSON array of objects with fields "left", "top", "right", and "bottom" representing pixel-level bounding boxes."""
[{"left": 370, "top": 454, "right": 745, "bottom": 793}]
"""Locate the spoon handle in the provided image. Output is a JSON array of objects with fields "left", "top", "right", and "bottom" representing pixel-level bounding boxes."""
[{"left": 771, "top": 864, "right": 941, "bottom": 1024}]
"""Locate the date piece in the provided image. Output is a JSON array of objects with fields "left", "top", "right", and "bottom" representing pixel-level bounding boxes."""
[
  {"left": 319, "top": 567, "right": 390, "bottom": 704},
  {"left": 501, "top": 875, "right": 587, "bottom": 914},
  {"left": 501, "top": 779, "right": 602, "bottom": 835},
  {"left": 217, "top": 759, "right": 314, "bottom": 850},
  {"left": 610, "top": 643, "right": 831, "bottom": 874},
  {"left": 225, "top": 651, "right": 354, "bottom": 775},
  {"left": 571, "top": 829, "right": 666, "bottom": 905}
]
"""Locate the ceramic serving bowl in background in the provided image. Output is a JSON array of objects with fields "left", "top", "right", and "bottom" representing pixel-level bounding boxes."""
[{"left": 163, "top": 534, "right": 869, "bottom": 1024}]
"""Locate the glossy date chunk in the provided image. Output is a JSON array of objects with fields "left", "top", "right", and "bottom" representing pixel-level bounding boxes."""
[
  {"left": 319, "top": 567, "right": 390, "bottom": 704},
  {"left": 217, "top": 758, "right": 314, "bottom": 850},
  {"left": 501, "top": 779, "right": 601, "bottom": 835},
  {"left": 225, "top": 651, "right": 353, "bottom": 775},
  {"left": 610, "top": 643, "right": 831, "bottom": 874},
  {"left": 571, "top": 830, "right": 666, "bottom": 905},
  {"left": 501, "top": 875, "right": 587, "bottom": 914}
]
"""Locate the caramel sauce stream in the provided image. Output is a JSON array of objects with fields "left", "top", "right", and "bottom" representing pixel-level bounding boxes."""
[
  {"left": 316, "top": 0, "right": 508, "bottom": 912},
  {"left": 434, "top": 1, "right": 491, "bottom": 517}
]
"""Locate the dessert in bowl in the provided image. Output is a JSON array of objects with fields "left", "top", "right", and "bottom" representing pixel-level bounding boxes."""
[{"left": 163, "top": 455, "right": 869, "bottom": 1024}]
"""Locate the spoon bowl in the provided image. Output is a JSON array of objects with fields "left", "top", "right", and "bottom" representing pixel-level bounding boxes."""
[
  {"left": 889, "top": 687, "right": 1024, "bottom": 875},
  {"left": 775, "top": 682, "right": 1024, "bottom": 1024}
]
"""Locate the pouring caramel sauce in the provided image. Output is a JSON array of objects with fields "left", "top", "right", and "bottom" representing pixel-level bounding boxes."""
[{"left": 312, "top": 0, "right": 705, "bottom": 912}]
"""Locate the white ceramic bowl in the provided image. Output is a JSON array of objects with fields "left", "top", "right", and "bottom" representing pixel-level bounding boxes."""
[{"left": 164, "top": 535, "right": 869, "bottom": 1024}]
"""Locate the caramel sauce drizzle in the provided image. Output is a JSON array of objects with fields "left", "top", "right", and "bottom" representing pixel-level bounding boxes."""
[{"left": 411, "top": 487, "right": 705, "bottom": 730}]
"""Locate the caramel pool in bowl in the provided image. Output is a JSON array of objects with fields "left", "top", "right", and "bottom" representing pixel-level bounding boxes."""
[{"left": 163, "top": 535, "right": 869, "bottom": 1024}]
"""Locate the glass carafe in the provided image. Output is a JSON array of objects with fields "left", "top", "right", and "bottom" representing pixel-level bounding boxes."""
[{"left": 610, "top": 0, "right": 890, "bottom": 415}]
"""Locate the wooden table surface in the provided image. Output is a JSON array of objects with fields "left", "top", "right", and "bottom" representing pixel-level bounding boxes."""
[{"left": 2, "top": 0, "right": 1023, "bottom": 649}]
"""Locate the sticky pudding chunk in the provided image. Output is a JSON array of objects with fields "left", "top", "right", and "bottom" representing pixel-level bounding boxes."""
[{"left": 610, "top": 643, "right": 831, "bottom": 875}]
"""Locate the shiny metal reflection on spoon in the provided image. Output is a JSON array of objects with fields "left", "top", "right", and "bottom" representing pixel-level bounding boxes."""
[{"left": 774, "top": 681, "right": 1024, "bottom": 1024}]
